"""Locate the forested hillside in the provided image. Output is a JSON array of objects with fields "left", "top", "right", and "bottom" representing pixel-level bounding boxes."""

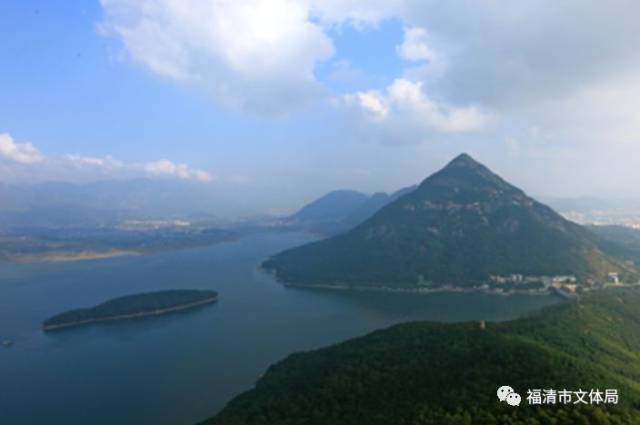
[{"left": 204, "top": 289, "right": 640, "bottom": 425}]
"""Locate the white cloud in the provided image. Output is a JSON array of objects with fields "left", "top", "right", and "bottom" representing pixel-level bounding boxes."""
[
  {"left": 100, "top": 0, "right": 335, "bottom": 115},
  {"left": 310, "top": 0, "right": 405, "bottom": 28},
  {"left": 96, "top": 0, "right": 420, "bottom": 115},
  {"left": 345, "top": 79, "right": 490, "bottom": 133},
  {"left": 144, "top": 159, "right": 213, "bottom": 182},
  {"left": 63, "top": 154, "right": 124, "bottom": 169},
  {"left": 0, "top": 133, "right": 44, "bottom": 164},
  {"left": 0, "top": 133, "right": 214, "bottom": 183},
  {"left": 396, "top": 27, "right": 436, "bottom": 62},
  {"left": 345, "top": 90, "right": 389, "bottom": 119}
]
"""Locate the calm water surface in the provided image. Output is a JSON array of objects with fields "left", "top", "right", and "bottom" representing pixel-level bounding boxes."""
[{"left": 0, "top": 231, "right": 561, "bottom": 425}]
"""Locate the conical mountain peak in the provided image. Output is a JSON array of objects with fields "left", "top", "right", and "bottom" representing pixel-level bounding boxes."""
[
  {"left": 438, "top": 154, "right": 501, "bottom": 181},
  {"left": 264, "top": 154, "right": 633, "bottom": 290},
  {"left": 446, "top": 153, "right": 481, "bottom": 168},
  {"left": 417, "top": 153, "right": 513, "bottom": 197}
]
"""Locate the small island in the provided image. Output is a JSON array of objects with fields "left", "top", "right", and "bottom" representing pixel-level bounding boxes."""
[{"left": 43, "top": 289, "right": 218, "bottom": 331}]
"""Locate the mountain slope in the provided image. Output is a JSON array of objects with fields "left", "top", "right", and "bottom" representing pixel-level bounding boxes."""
[
  {"left": 203, "top": 288, "right": 640, "bottom": 425},
  {"left": 587, "top": 225, "right": 640, "bottom": 263},
  {"left": 341, "top": 186, "right": 418, "bottom": 230},
  {"left": 341, "top": 192, "right": 390, "bottom": 228},
  {"left": 290, "top": 190, "right": 370, "bottom": 224},
  {"left": 264, "top": 154, "right": 633, "bottom": 288}
]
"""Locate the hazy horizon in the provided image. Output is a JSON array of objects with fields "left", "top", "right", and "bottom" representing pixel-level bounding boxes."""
[
  {"left": 3, "top": 153, "right": 640, "bottom": 218},
  {"left": 2, "top": 1, "right": 640, "bottom": 214}
]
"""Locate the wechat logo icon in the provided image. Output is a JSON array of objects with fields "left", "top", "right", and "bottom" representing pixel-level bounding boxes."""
[{"left": 498, "top": 386, "right": 521, "bottom": 406}]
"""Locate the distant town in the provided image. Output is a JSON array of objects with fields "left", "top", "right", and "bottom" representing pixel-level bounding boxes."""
[
  {"left": 562, "top": 209, "right": 640, "bottom": 229},
  {"left": 487, "top": 272, "right": 630, "bottom": 298}
]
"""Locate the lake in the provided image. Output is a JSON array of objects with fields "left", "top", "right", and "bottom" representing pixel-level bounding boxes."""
[{"left": 0, "top": 231, "right": 561, "bottom": 425}]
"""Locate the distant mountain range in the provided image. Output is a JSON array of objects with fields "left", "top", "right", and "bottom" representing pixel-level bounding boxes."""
[
  {"left": 264, "top": 154, "right": 637, "bottom": 289},
  {"left": 285, "top": 186, "right": 416, "bottom": 236},
  {"left": 0, "top": 179, "right": 233, "bottom": 230}
]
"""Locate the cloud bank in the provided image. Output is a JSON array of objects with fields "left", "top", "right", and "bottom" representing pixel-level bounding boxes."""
[
  {"left": 99, "top": 1, "right": 640, "bottom": 139},
  {"left": 0, "top": 133, "right": 213, "bottom": 183},
  {"left": 0, "top": 134, "right": 44, "bottom": 164}
]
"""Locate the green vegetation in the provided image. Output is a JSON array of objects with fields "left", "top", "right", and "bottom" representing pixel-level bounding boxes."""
[
  {"left": 204, "top": 288, "right": 640, "bottom": 424},
  {"left": 264, "top": 154, "right": 636, "bottom": 288},
  {"left": 587, "top": 225, "right": 640, "bottom": 264},
  {"left": 43, "top": 289, "right": 218, "bottom": 331}
]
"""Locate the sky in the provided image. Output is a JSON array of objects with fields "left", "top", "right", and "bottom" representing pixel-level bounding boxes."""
[{"left": 1, "top": 1, "right": 640, "bottom": 214}]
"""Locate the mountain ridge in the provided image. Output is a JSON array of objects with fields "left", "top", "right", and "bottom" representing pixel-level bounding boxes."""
[{"left": 285, "top": 185, "right": 417, "bottom": 236}]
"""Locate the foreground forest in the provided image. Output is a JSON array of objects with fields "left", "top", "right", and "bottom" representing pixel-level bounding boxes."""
[{"left": 204, "top": 288, "right": 640, "bottom": 425}]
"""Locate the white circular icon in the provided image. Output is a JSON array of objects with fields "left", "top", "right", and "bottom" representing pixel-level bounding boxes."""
[
  {"left": 497, "top": 385, "right": 515, "bottom": 402},
  {"left": 506, "top": 392, "right": 522, "bottom": 406}
]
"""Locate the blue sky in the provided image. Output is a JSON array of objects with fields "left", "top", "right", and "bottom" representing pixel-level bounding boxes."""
[
  {"left": 2, "top": 2, "right": 262, "bottom": 162},
  {"left": 2, "top": 1, "right": 640, "bottom": 213}
]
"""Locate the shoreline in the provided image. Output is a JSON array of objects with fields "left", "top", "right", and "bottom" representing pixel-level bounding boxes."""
[
  {"left": 42, "top": 296, "right": 218, "bottom": 332},
  {"left": 259, "top": 264, "right": 578, "bottom": 299},
  {"left": 282, "top": 282, "right": 560, "bottom": 297},
  {"left": 11, "top": 250, "right": 141, "bottom": 264},
  {"left": 263, "top": 268, "right": 640, "bottom": 300}
]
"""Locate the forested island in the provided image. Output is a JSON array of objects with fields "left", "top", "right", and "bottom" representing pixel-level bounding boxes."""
[{"left": 43, "top": 289, "right": 218, "bottom": 331}]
